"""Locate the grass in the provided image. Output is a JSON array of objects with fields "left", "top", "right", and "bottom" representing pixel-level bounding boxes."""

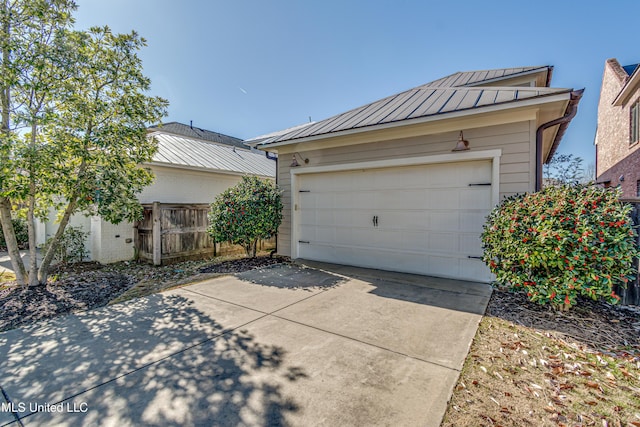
[
  {"left": 441, "top": 316, "right": 640, "bottom": 426},
  {"left": 0, "top": 270, "right": 16, "bottom": 284}
]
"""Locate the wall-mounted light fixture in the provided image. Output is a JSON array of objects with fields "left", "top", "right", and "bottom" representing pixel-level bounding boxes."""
[
  {"left": 290, "top": 152, "right": 309, "bottom": 167},
  {"left": 452, "top": 131, "right": 470, "bottom": 152}
]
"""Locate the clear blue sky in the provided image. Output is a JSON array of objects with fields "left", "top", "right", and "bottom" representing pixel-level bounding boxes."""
[{"left": 75, "top": 0, "right": 640, "bottom": 165}]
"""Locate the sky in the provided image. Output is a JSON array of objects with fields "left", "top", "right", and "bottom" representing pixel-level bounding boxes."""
[{"left": 74, "top": 0, "right": 640, "bottom": 166}]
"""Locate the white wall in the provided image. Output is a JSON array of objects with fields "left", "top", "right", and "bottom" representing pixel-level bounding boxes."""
[
  {"left": 38, "top": 166, "right": 263, "bottom": 264},
  {"left": 35, "top": 209, "right": 93, "bottom": 258},
  {"left": 90, "top": 217, "right": 135, "bottom": 264},
  {"left": 139, "top": 165, "right": 245, "bottom": 204}
]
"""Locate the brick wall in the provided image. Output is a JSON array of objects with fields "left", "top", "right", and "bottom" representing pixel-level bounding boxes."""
[{"left": 596, "top": 59, "right": 640, "bottom": 197}]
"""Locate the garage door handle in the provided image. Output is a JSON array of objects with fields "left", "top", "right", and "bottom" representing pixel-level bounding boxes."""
[
  {"left": 372, "top": 215, "right": 378, "bottom": 227},
  {"left": 298, "top": 240, "right": 310, "bottom": 244},
  {"left": 468, "top": 183, "right": 491, "bottom": 186},
  {"left": 468, "top": 256, "right": 483, "bottom": 259}
]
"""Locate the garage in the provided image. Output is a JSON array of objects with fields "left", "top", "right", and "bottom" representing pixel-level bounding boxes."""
[
  {"left": 294, "top": 159, "right": 495, "bottom": 282},
  {"left": 255, "top": 66, "right": 580, "bottom": 284}
]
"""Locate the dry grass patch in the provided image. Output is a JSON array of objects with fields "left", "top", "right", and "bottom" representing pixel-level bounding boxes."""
[{"left": 442, "top": 291, "right": 640, "bottom": 427}]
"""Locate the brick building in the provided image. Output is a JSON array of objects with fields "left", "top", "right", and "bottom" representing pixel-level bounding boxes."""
[{"left": 595, "top": 58, "right": 640, "bottom": 197}]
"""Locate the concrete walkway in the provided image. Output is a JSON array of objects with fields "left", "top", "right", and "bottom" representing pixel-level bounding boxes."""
[{"left": 0, "top": 261, "right": 491, "bottom": 426}]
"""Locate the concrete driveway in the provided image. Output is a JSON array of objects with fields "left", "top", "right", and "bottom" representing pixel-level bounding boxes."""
[{"left": 0, "top": 261, "right": 491, "bottom": 427}]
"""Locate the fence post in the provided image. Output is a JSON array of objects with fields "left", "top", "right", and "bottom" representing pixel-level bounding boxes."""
[{"left": 152, "top": 201, "right": 161, "bottom": 266}]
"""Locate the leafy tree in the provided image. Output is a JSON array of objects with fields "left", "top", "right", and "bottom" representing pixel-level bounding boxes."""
[
  {"left": 0, "top": 1, "right": 167, "bottom": 286},
  {"left": 482, "top": 185, "right": 638, "bottom": 310},
  {"left": 543, "top": 153, "right": 584, "bottom": 186},
  {"left": 208, "top": 176, "right": 282, "bottom": 258}
]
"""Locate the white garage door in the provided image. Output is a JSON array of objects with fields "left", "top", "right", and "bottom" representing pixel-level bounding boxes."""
[{"left": 296, "top": 160, "right": 494, "bottom": 282}]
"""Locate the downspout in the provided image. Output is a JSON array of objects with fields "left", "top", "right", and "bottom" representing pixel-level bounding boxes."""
[
  {"left": 265, "top": 150, "right": 278, "bottom": 257},
  {"left": 535, "top": 89, "right": 584, "bottom": 191}
]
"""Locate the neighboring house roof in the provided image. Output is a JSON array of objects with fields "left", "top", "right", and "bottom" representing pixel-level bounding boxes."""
[
  {"left": 257, "top": 65, "right": 574, "bottom": 147},
  {"left": 148, "top": 131, "right": 275, "bottom": 178},
  {"left": 622, "top": 63, "right": 639, "bottom": 76},
  {"left": 244, "top": 121, "right": 316, "bottom": 147},
  {"left": 148, "top": 121, "right": 246, "bottom": 149},
  {"left": 611, "top": 59, "right": 640, "bottom": 106}
]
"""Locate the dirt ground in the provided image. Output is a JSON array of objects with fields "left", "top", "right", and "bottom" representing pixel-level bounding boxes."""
[{"left": 442, "top": 290, "right": 640, "bottom": 427}]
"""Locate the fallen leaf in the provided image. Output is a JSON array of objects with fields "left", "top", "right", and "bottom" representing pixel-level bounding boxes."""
[{"left": 586, "top": 381, "right": 600, "bottom": 389}]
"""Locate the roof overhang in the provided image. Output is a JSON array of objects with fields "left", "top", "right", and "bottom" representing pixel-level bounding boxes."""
[
  {"left": 613, "top": 68, "right": 640, "bottom": 106},
  {"left": 146, "top": 161, "right": 274, "bottom": 179},
  {"left": 259, "top": 91, "right": 573, "bottom": 154}
]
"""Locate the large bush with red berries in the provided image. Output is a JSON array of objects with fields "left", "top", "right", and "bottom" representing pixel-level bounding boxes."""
[{"left": 481, "top": 185, "right": 638, "bottom": 310}]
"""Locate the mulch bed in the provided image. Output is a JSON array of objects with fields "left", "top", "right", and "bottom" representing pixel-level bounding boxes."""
[
  {"left": 487, "top": 289, "right": 640, "bottom": 355},
  {"left": 0, "top": 255, "right": 286, "bottom": 333}
]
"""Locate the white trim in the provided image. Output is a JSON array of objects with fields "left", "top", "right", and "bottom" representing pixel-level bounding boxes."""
[
  {"left": 146, "top": 161, "right": 275, "bottom": 179},
  {"left": 290, "top": 149, "right": 502, "bottom": 259},
  {"left": 261, "top": 92, "right": 570, "bottom": 149}
]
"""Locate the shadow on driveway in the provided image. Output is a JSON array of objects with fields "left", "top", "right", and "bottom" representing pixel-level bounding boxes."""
[
  {"left": 0, "top": 292, "right": 305, "bottom": 426},
  {"left": 234, "top": 264, "right": 346, "bottom": 290}
]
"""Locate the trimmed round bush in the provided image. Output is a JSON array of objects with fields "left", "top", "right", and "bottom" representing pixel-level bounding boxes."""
[
  {"left": 208, "top": 176, "right": 282, "bottom": 258},
  {"left": 481, "top": 185, "right": 638, "bottom": 310}
]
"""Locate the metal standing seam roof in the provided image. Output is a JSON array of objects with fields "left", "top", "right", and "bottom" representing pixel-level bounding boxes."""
[
  {"left": 262, "top": 86, "right": 570, "bottom": 144},
  {"left": 257, "top": 66, "right": 571, "bottom": 146},
  {"left": 148, "top": 122, "right": 247, "bottom": 149},
  {"left": 149, "top": 131, "right": 276, "bottom": 178}
]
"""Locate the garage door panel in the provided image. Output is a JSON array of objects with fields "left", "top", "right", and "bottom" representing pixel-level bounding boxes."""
[
  {"left": 459, "top": 188, "right": 492, "bottom": 209},
  {"left": 296, "top": 160, "right": 494, "bottom": 282},
  {"left": 430, "top": 212, "right": 460, "bottom": 232},
  {"left": 459, "top": 211, "right": 489, "bottom": 232},
  {"left": 428, "top": 189, "right": 460, "bottom": 209},
  {"left": 459, "top": 234, "right": 483, "bottom": 256},
  {"left": 315, "top": 209, "right": 335, "bottom": 226},
  {"left": 428, "top": 232, "right": 459, "bottom": 252}
]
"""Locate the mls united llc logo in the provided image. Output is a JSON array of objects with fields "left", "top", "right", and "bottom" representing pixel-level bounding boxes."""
[{"left": 1, "top": 401, "right": 88, "bottom": 413}]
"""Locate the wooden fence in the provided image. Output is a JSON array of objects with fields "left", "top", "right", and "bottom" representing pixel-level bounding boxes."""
[
  {"left": 616, "top": 200, "right": 640, "bottom": 306},
  {"left": 135, "top": 202, "right": 275, "bottom": 265},
  {"left": 135, "top": 203, "right": 215, "bottom": 265}
]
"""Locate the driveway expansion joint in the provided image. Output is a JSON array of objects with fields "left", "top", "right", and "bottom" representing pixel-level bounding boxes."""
[{"left": 0, "top": 384, "right": 23, "bottom": 427}]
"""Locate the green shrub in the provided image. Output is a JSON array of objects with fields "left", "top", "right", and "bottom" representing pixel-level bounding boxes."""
[
  {"left": 0, "top": 217, "right": 29, "bottom": 250},
  {"left": 481, "top": 185, "right": 638, "bottom": 310},
  {"left": 42, "top": 226, "right": 90, "bottom": 264},
  {"left": 208, "top": 176, "right": 282, "bottom": 257}
]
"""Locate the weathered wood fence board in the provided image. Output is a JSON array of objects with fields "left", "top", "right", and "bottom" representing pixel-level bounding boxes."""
[
  {"left": 616, "top": 200, "right": 640, "bottom": 305},
  {"left": 135, "top": 202, "right": 275, "bottom": 265},
  {"left": 135, "top": 203, "right": 215, "bottom": 265}
]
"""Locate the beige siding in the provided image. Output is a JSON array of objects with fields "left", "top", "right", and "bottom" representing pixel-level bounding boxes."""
[{"left": 276, "top": 120, "right": 535, "bottom": 256}]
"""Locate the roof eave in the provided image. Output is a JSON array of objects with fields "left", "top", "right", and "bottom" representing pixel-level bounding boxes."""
[
  {"left": 146, "top": 161, "right": 275, "bottom": 179},
  {"left": 613, "top": 69, "right": 640, "bottom": 106},
  {"left": 544, "top": 89, "right": 585, "bottom": 163},
  {"left": 258, "top": 91, "right": 573, "bottom": 150}
]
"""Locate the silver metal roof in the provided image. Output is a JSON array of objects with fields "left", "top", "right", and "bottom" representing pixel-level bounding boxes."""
[
  {"left": 258, "top": 66, "right": 569, "bottom": 146},
  {"left": 149, "top": 131, "right": 275, "bottom": 177},
  {"left": 422, "top": 66, "right": 549, "bottom": 88}
]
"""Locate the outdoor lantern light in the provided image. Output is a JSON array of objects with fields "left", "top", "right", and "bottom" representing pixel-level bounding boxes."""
[
  {"left": 290, "top": 152, "right": 309, "bottom": 167},
  {"left": 452, "top": 131, "right": 470, "bottom": 151}
]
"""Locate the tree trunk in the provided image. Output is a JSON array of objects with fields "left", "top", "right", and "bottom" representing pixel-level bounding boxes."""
[
  {"left": 0, "top": 197, "right": 27, "bottom": 285},
  {"left": 252, "top": 239, "right": 257, "bottom": 258},
  {"left": 27, "top": 194, "right": 38, "bottom": 287},
  {"left": 37, "top": 197, "right": 77, "bottom": 284}
]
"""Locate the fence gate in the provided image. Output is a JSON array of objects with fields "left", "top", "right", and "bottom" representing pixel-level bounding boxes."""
[{"left": 135, "top": 202, "right": 214, "bottom": 265}]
